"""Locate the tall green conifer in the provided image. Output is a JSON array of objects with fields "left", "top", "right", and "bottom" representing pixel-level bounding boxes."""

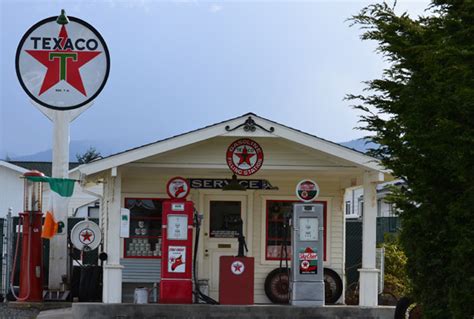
[{"left": 349, "top": 2, "right": 474, "bottom": 318}]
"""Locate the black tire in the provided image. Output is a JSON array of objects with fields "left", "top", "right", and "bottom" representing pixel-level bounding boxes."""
[
  {"left": 324, "top": 268, "right": 343, "bottom": 304},
  {"left": 264, "top": 268, "right": 290, "bottom": 304},
  {"left": 394, "top": 297, "right": 414, "bottom": 319},
  {"left": 264, "top": 267, "right": 343, "bottom": 305}
]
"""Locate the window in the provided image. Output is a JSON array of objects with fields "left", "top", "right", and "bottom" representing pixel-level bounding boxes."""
[
  {"left": 377, "top": 199, "right": 382, "bottom": 217},
  {"left": 358, "top": 197, "right": 364, "bottom": 218},
  {"left": 265, "top": 200, "right": 327, "bottom": 261},
  {"left": 345, "top": 201, "right": 351, "bottom": 216},
  {"left": 209, "top": 201, "right": 242, "bottom": 238},
  {"left": 124, "top": 198, "right": 164, "bottom": 258},
  {"left": 388, "top": 203, "right": 395, "bottom": 217}
]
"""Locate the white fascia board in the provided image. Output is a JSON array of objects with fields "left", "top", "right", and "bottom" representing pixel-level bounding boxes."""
[
  {"left": 0, "top": 161, "right": 29, "bottom": 174},
  {"left": 76, "top": 117, "right": 245, "bottom": 176}
]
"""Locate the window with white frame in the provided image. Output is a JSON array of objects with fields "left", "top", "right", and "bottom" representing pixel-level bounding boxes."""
[
  {"left": 345, "top": 201, "right": 351, "bottom": 216},
  {"left": 377, "top": 199, "right": 382, "bottom": 217},
  {"left": 358, "top": 197, "right": 364, "bottom": 218}
]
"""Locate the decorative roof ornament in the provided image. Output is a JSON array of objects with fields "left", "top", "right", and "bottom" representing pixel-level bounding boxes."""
[
  {"left": 56, "top": 9, "right": 69, "bottom": 25},
  {"left": 225, "top": 116, "right": 275, "bottom": 133}
]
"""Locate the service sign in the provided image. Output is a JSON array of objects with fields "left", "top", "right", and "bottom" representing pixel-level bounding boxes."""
[
  {"left": 16, "top": 16, "right": 110, "bottom": 110},
  {"left": 296, "top": 179, "right": 320, "bottom": 202},
  {"left": 226, "top": 138, "right": 264, "bottom": 176}
]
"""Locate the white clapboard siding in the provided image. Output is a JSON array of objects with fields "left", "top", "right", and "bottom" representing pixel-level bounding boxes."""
[
  {"left": 121, "top": 258, "right": 161, "bottom": 283},
  {"left": 141, "top": 137, "right": 356, "bottom": 168}
]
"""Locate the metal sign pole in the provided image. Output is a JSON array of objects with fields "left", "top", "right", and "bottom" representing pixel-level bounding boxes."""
[
  {"left": 32, "top": 101, "right": 92, "bottom": 290},
  {"left": 16, "top": 10, "right": 109, "bottom": 294}
]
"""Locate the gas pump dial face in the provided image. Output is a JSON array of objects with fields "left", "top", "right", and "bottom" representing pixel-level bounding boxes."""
[
  {"left": 299, "top": 217, "right": 318, "bottom": 241},
  {"left": 167, "top": 214, "right": 188, "bottom": 240}
]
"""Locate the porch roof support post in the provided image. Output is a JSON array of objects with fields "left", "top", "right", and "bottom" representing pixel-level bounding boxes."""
[
  {"left": 102, "top": 167, "right": 123, "bottom": 303},
  {"left": 358, "top": 170, "right": 383, "bottom": 306}
]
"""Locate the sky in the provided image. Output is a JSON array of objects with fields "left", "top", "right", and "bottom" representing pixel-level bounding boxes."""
[{"left": 0, "top": 0, "right": 430, "bottom": 159}]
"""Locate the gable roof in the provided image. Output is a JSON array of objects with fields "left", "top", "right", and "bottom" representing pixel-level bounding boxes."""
[
  {"left": 74, "top": 113, "right": 385, "bottom": 176},
  {"left": 0, "top": 160, "right": 29, "bottom": 174},
  {"left": 10, "top": 161, "right": 80, "bottom": 177}
]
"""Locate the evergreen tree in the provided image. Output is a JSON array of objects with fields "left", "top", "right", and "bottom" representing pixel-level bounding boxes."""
[
  {"left": 76, "top": 146, "right": 101, "bottom": 164},
  {"left": 349, "top": 1, "right": 474, "bottom": 318}
]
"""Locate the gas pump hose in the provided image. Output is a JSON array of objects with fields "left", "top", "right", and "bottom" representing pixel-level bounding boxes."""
[
  {"left": 10, "top": 216, "right": 32, "bottom": 301},
  {"left": 192, "top": 210, "right": 219, "bottom": 305}
]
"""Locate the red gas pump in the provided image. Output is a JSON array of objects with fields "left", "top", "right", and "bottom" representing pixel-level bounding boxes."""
[
  {"left": 160, "top": 177, "right": 194, "bottom": 304},
  {"left": 11, "top": 171, "right": 44, "bottom": 301},
  {"left": 219, "top": 218, "right": 254, "bottom": 304}
]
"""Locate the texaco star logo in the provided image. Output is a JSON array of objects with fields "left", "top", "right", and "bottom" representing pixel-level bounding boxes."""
[
  {"left": 226, "top": 139, "right": 264, "bottom": 176},
  {"left": 79, "top": 228, "right": 95, "bottom": 245},
  {"left": 301, "top": 260, "right": 310, "bottom": 270},
  {"left": 16, "top": 16, "right": 110, "bottom": 110},
  {"left": 231, "top": 260, "right": 245, "bottom": 275}
]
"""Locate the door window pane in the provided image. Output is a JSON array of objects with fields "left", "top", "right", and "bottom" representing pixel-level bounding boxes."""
[{"left": 209, "top": 201, "right": 242, "bottom": 238}]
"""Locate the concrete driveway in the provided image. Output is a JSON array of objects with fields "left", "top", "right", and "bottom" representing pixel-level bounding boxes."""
[{"left": 36, "top": 308, "right": 72, "bottom": 319}]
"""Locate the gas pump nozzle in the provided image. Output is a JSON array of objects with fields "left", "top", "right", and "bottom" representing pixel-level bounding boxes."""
[
  {"left": 193, "top": 209, "right": 203, "bottom": 228},
  {"left": 236, "top": 218, "right": 248, "bottom": 257}
]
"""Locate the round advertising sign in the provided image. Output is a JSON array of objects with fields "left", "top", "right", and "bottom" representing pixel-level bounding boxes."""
[
  {"left": 166, "top": 177, "right": 190, "bottom": 200},
  {"left": 70, "top": 220, "right": 102, "bottom": 251},
  {"left": 226, "top": 138, "right": 264, "bottom": 176},
  {"left": 296, "top": 179, "right": 320, "bottom": 202},
  {"left": 16, "top": 16, "right": 110, "bottom": 110}
]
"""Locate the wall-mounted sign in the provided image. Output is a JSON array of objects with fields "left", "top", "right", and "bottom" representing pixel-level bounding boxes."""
[
  {"left": 70, "top": 219, "right": 102, "bottom": 251},
  {"left": 226, "top": 138, "right": 264, "bottom": 176},
  {"left": 295, "top": 179, "right": 320, "bottom": 202},
  {"left": 120, "top": 208, "right": 130, "bottom": 238},
  {"left": 188, "top": 178, "right": 276, "bottom": 190},
  {"left": 166, "top": 176, "right": 190, "bottom": 199},
  {"left": 16, "top": 15, "right": 110, "bottom": 110}
]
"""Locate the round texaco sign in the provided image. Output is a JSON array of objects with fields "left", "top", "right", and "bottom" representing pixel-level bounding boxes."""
[
  {"left": 16, "top": 16, "right": 110, "bottom": 110},
  {"left": 231, "top": 260, "right": 245, "bottom": 275},
  {"left": 166, "top": 177, "right": 190, "bottom": 199},
  {"left": 79, "top": 228, "right": 95, "bottom": 245},
  {"left": 70, "top": 220, "right": 102, "bottom": 251},
  {"left": 226, "top": 139, "right": 264, "bottom": 176}
]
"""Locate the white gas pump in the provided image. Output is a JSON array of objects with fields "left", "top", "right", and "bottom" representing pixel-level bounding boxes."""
[{"left": 290, "top": 178, "right": 325, "bottom": 307}]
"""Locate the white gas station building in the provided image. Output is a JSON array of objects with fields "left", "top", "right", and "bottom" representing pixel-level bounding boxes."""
[{"left": 73, "top": 113, "right": 387, "bottom": 306}]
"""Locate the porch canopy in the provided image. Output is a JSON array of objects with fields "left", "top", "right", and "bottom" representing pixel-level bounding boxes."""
[{"left": 73, "top": 113, "right": 387, "bottom": 306}]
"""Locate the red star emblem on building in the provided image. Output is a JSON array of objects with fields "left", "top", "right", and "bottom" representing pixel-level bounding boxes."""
[
  {"left": 235, "top": 147, "right": 255, "bottom": 166},
  {"left": 25, "top": 25, "right": 101, "bottom": 96},
  {"left": 81, "top": 230, "right": 93, "bottom": 242}
]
